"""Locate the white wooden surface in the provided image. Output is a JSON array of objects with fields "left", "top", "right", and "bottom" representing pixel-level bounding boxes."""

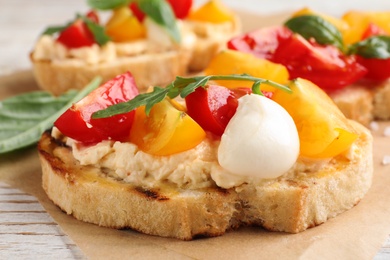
[
  {"left": 0, "top": 183, "right": 85, "bottom": 259},
  {"left": 1, "top": 0, "right": 390, "bottom": 258}
]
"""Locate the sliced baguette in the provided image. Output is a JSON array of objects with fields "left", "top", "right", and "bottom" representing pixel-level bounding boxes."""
[{"left": 38, "top": 120, "right": 373, "bottom": 240}]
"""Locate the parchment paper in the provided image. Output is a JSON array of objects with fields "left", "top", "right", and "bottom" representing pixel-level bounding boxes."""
[{"left": 1, "top": 10, "right": 390, "bottom": 259}]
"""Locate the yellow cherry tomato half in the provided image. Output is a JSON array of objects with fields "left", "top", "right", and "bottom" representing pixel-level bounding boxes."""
[
  {"left": 272, "top": 78, "right": 358, "bottom": 159},
  {"left": 188, "top": 0, "right": 234, "bottom": 23},
  {"left": 342, "top": 11, "right": 390, "bottom": 44},
  {"left": 129, "top": 99, "right": 206, "bottom": 156},
  {"left": 106, "top": 6, "right": 146, "bottom": 42},
  {"left": 204, "top": 50, "right": 289, "bottom": 92}
]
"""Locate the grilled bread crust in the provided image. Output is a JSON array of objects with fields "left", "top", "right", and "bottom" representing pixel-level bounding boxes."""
[{"left": 38, "top": 120, "right": 373, "bottom": 240}]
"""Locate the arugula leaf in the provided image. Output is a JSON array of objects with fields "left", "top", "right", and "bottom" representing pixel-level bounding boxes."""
[
  {"left": 284, "top": 15, "right": 344, "bottom": 50},
  {"left": 348, "top": 35, "right": 390, "bottom": 59},
  {"left": 87, "top": 0, "right": 130, "bottom": 10},
  {"left": 92, "top": 74, "right": 291, "bottom": 118},
  {"left": 0, "top": 77, "right": 101, "bottom": 154},
  {"left": 138, "top": 0, "right": 181, "bottom": 43}
]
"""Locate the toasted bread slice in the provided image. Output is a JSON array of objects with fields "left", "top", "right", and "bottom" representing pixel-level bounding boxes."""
[
  {"left": 38, "top": 119, "right": 372, "bottom": 240},
  {"left": 30, "top": 49, "right": 190, "bottom": 96}
]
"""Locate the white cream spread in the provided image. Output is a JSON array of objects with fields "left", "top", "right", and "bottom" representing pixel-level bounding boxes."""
[
  {"left": 32, "top": 19, "right": 196, "bottom": 65},
  {"left": 66, "top": 135, "right": 221, "bottom": 189},
  {"left": 216, "top": 94, "right": 300, "bottom": 187}
]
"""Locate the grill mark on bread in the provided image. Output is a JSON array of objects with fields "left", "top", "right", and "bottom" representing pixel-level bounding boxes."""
[{"left": 134, "top": 187, "right": 169, "bottom": 201}]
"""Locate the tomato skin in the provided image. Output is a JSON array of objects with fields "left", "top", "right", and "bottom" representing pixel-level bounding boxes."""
[
  {"left": 54, "top": 72, "right": 139, "bottom": 144},
  {"left": 167, "top": 0, "right": 193, "bottom": 19},
  {"left": 356, "top": 23, "right": 390, "bottom": 81},
  {"left": 185, "top": 85, "right": 250, "bottom": 136},
  {"left": 228, "top": 26, "right": 292, "bottom": 60},
  {"left": 227, "top": 26, "right": 367, "bottom": 92},
  {"left": 129, "top": 3, "right": 146, "bottom": 22},
  {"left": 273, "top": 34, "right": 367, "bottom": 91},
  {"left": 129, "top": 0, "right": 192, "bottom": 21},
  {"left": 57, "top": 19, "right": 95, "bottom": 48},
  {"left": 86, "top": 10, "right": 100, "bottom": 24},
  {"left": 361, "top": 22, "right": 386, "bottom": 40},
  {"left": 357, "top": 57, "right": 390, "bottom": 81}
]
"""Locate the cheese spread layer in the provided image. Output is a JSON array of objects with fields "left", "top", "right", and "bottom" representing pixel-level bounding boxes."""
[
  {"left": 32, "top": 20, "right": 197, "bottom": 65},
  {"left": 53, "top": 128, "right": 356, "bottom": 190}
]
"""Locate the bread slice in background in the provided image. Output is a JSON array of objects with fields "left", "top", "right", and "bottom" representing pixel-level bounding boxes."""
[
  {"left": 31, "top": 50, "right": 189, "bottom": 95},
  {"left": 331, "top": 80, "right": 390, "bottom": 126},
  {"left": 38, "top": 120, "right": 372, "bottom": 240}
]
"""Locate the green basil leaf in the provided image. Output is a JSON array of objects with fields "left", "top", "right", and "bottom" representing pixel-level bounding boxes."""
[
  {"left": 138, "top": 0, "right": 181, "bottom": 43},
  {"left": 42, "top": 24, "right": 69, "bottom": 36},
  {"left": 87, "top": 0, "right": 130, "bottom": 10},
  {"left": 348, "top": 35, "right": 390, "bottom": 59},
  {"left": 284, "top": 15, "right": 344, "bottom": 50},
  {"left": 0, "top": 77, "right": 101, "bottom": 154},
  {"left": 81, "top": 15, "right": 111, "bottom": 46}
]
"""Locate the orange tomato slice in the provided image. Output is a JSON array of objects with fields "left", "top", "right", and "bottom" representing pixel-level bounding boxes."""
[
  {"left": 129, "top": 99, "right": 206, "bottom": 156},
  {"left": 204, "top": 50, "right": 289, "bottom": 92},
  {"left": 342, "top": 11, "right": 390, "bottom": 44},
  {"left": 105, "top": 6, "right": 146, "bottom": 42},
  {"left": 272, "top": 78, "right": 358, "bottom": 158},
  {"left": 188, "top": 0, "right": 234, "bottom": 23}
]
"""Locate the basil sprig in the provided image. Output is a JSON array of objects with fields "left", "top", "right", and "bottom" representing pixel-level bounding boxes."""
[
  {"left": 138, "top": 0, "right": 181, "bottom": 42},
  {"left": 87, "top": 0, "right": 130, "bottom": 10},
  {"left": 81, "top": 15, "right": 111, "bottom": 46},
  {"left": 42, "top": 14, "right": 110, "bottom": 46},
  {"left": 92, "top": 74, "right": 291, "bottom": 118},
  {"left": 0, "top": 77, "right": 101, "bottom": 154},
  {"left": 348, "top": 35, "right": 390, "bottom": 59},
  {"left": 42, "top": 24, "right": 70, "bottom": 36},
  {"left": 284, "top": 15, "right": 344, "bottom": 50}
]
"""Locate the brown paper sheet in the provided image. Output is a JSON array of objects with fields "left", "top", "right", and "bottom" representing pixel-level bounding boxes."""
[{"left": 1, "top": 10, "right": 390, "bottom": 259}]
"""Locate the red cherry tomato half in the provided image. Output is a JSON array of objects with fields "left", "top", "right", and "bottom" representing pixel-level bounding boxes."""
[
  {"left": 130, "top": 0, "right": 192, "bottom": 21},
  {"left": 357, "top": 57, "right": 390, "bottom": 81},
  {"left": 361, "top": 22, "right": 387, "bottom": 40},
  {"left": 54, "top": 72, "right": 139, "bottom": 143},
  {"left": 56, "top": 19, "right": 96, "bottom": 48},
  {"left": 228, "top": 26, "right": 292, "bottom": 60},
  {"left": 86, "top": 10, "right": 100, "bottom": 24},
  {"left": 185, "top": 85, "right": 250, "bottom": 136},
  {"left": 228, "top": 26, "right": 367, "bottom": 92},
  {"left": 167, "top": 0, "right": 193, "bottom": 19},
  {"left": 357, "top": 23, "right": 390, "bottom": 81},
  {"left": 129, "top": 3, "right": 146, "bottom": 22}
]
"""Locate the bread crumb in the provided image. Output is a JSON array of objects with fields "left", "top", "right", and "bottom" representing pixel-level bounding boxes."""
[
  {"left": 370, "top": 121, "right": 379, "bottom": 131},
  {"left": 382, "top": 155, "right": 390, "bottom": 165},
  {"left": 384, "top": 127, "right": 390, "bottom": 137}
]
